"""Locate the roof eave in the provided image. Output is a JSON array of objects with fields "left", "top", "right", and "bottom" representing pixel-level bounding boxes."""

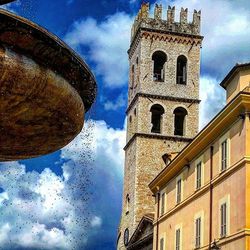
[{"left": 149, "top": 91, "right": 250, "bottom": 193}]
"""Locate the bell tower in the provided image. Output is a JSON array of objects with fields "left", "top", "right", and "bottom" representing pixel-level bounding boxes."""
[{"left": 118, "top": 3, "right": 202, "bottom": 249}]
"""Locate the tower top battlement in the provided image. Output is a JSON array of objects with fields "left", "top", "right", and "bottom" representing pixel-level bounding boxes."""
[{"left": 131, "top": 3, "right": 201, "bottom": 42}]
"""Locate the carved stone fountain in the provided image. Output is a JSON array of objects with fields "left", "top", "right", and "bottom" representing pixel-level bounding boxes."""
[{"left": 0, "top": 1, "right": 97, "bottom": 161}]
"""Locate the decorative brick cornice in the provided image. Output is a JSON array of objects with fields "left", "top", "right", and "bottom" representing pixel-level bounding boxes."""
[
  {"left": 128, "top": 27, "right": 203, "bottom": 59},
  {"left": 124, "top": 133, "right": 192, "bottom": 151},
  {"left": 126, "top": 92, "right": 200, "bottom": 114}
]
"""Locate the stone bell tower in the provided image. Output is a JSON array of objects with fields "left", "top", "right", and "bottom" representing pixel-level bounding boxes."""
[{"left": 117, "top": 3, "right": 202, "bottom": 249}]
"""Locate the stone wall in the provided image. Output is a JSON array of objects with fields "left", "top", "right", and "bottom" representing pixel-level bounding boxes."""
[{"left": 117, "top": 3, "right": 202, "bottom": 250}]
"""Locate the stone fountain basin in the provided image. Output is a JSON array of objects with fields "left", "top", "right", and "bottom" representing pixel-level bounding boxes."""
[
  {"left": 0, "top": 9, "right": 97, "bottom": 161},
  {"left": 0, "top": 0, "right": 16, "bottom": 4}
]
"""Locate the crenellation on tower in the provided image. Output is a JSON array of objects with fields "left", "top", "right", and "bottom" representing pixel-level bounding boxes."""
[
  {"left": 154, "top": 4, "right": 162, "bottom": 20},
  {"left": 193, "top": 9, "right": 201, "bottom": 34},
  {"left": 167, "top": 6, "right": 175, "bottom": 25},
  {"left": 180, "top": 7, "right": 188, "bottom": 24},
  {"left": 131, "top": 3, "right": 201, "bottom": 42}
]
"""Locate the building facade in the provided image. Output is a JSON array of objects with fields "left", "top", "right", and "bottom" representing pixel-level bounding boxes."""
[
  {"left": 149, "top": 63, "right": 250, "bottom": 250},
  {"left": 117, "top": 3, "right": 202, "bottom": 249}
]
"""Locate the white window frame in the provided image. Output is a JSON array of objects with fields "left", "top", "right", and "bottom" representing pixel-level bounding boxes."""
[
  {"left": 194, "top": 211, "right": 204, "bottom": 249},
  {"left": 219, "top": 132, "right": 230, "bottom": 172},
  {"left": 175, "top": 224, "right": 182, "bottom": 250},
  {"left": 176, "top": 174, "right": 183, "bottom": 204},
  {"left": 159, "top": 233, "right": 166, "bottom": 250},
  {"left": 161, "top": 191, "right": 166, "bottom": 216},
  {"left": 219, "top": 195, "right": 230, "bottom": 238},
  {"left": 195, "top": 155, "right": 204, "bottom": 190}
]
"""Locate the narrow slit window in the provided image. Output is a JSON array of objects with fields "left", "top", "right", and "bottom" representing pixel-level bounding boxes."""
[
  {"left": 126, "top": 194, "right": 130, "bottom": 214},
  {"left": 131, "top": 65, "right": 135, "bottom": 89},
  {"left": 177, "top": 55, "right": 187, "bottom": 85},
  {"left": 152, "top": 51, "right": 167, "bottom": 82}
]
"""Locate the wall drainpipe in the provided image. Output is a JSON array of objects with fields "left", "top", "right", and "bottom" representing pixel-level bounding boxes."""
[
  {"left": 156, "top": 192, "right": 160, "bottom": 250},
  {"left": 209, "top": 146, "right": 214, "bottom": 250}
]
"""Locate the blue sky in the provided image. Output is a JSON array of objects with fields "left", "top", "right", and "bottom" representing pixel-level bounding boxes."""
[{"left": 1, "top": 0, "right": 250, "bottom": 249}]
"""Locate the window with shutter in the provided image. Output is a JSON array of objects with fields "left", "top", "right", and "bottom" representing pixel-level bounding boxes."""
[
  {"left": 176, "top": 179, "right": 182, "bottom": 203},
  {"left": 160, "top": 238, "right": 164, "bottom": 250},
  {"left": 221, "top": 140, "right": 227, "bottom": 171},
  {"left": 196, "top": 162, "right": 202, "bottom": 189},
  {"left": 161, "top": 193, "right": 165, "bottom": 215},
  {"left": 195, "top": 217, "right": 201, "bottom": 248},
  {"left": 176, "top": 228, "right": 181, "bottom": 250},
  {"left": 220, "top": 203, "right": 227, "bottom": 237}
]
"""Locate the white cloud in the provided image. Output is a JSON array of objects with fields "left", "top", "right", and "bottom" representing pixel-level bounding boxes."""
[
  {"left": 169, "top": 0, "right": 250, "bottom": 78},
  {"left": 61, "top": 120, "right": 126, "bottom": 174},
  {"left": 0, "top": 120, "right": 126, "bottom": 250},
  {"left": 90, "top": 216, "right": 102, "bottom": 228},
  {"left": 104, "top": 93, "right": 127, "bottom": 111},
  {"left": 65, "top": 13, "right": 133, "bottom": 88},
  {"left": 199, "top": 76, "right": 225, "bottom": 129}
]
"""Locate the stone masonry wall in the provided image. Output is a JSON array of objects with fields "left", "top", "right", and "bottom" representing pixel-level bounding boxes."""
[
  {"left": 135, "top": 136, "right": 190, "bottom": 224},
  {"left": 118, "top": 3, "right": 202, "bottom": 250},
  {"left": 137, "top": 96, "right": 199, "bottom": 139},
  {"left": 139, "top": 35, "right": 201, "bottom": 100},
  {"left": 118, "top": 139, "right": 137, "bottom": 250}
]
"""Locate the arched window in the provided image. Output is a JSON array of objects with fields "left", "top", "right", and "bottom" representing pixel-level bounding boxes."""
[
  {"left": 174, "top": 107, "right": 187, "bottom": 136},
  {"left": 152, "top": 51, "right": 167, "bottom": 82},
  {"left": 176, "top": 55, "right": 187, "bottom": 85},
  {"left": 150, "top": 104, "right": 164, "bottom": 134}
]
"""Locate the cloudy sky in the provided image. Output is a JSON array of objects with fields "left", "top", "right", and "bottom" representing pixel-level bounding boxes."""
[{"left": 1, "top": 0, "right": 250, "bottom": 249}]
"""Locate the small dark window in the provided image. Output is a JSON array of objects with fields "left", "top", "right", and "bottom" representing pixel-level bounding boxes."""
[
  {"left": 134, "top": 108, "right": 136, "bottom": 116},
  {"left": 174, "top": 107, "right": 188, "bottom": 136},
  {"left": 136, "top": 57, "right": 139, "bottom": 64},
  {"left": 126, "top": 194, "right": 130, "bottom": 214},
  {"left": 129, "top": 116, "right": 132, "bottom": 123},
  {"left": 150, "top": 104, "right": 164, "bottom": 134},
  {"left": 124, "top": 228, "right": 129, "bottom": 246},
  {"left": 177, "top": 55, "right": 187, "bottom": 84},
  {"left": 152, "top": 51, "right": 167, "bottom": 82},
  {"left": 131, "top": 65, "right": 135, "bottom": 88}
]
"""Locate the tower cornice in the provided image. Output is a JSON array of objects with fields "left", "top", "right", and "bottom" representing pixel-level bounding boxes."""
[
  {"left": 126, "top": 92, "right": 200, "bottom": 114},
  {"left": 124, "top": 133, "right": 193, "bottom": 151},
  {"left": 128, "top": 27, "right": 203, "bottom": 59}
]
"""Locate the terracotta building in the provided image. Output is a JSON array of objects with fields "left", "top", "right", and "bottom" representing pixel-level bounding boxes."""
[
  {"left": 149, "top": 63, "right": 250, "bottom": 249},
  {"left": 117, "top": 3, "right": 202, "bottom": 249}
]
